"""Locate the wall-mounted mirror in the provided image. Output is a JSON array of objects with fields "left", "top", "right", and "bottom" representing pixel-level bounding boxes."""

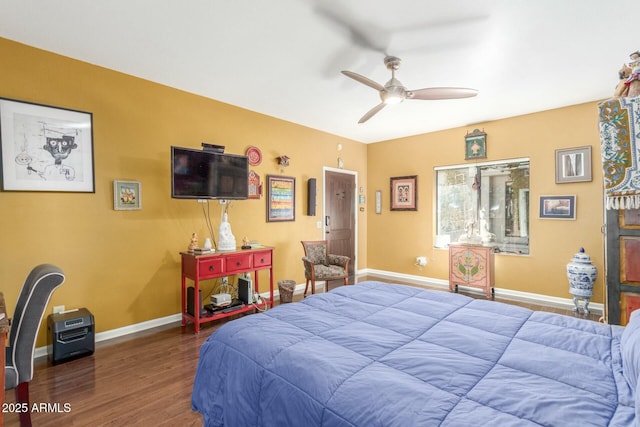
[{"left": 435, "top": 158, "right": 530, "bottom": 254}]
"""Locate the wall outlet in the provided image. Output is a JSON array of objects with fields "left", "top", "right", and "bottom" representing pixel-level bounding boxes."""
[
  {"left": 53, "top": 305, "right": 65, "bottom": 314},
  {"left": 221, "top": 276, "right": 229, "bottom": 286},
  {"left": 416, "top": 256, "right": 427, "bottom": 266},
  {"left": 316, "top": 221, "right": 323, "bottom": 229}
]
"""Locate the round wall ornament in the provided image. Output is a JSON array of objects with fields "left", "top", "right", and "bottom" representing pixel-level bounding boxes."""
[{"left": 246, "top": 146, "right": 262, "bottom": 166}]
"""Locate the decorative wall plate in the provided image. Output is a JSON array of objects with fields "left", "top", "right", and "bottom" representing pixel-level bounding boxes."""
[{"left": 246, "top": 146, "right": 262, "bottom": 166}]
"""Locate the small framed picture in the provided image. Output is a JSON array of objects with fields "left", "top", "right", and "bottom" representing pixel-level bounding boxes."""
[
  {"left": 465, "top": 129, "right": 487, "bottom": 160},
  {"left": 375, "top": 190, "right": 382, "bottom": 214},
  {"left": 390, "top": 175, "right": 417, "bottom": 211},
  {"left": 266, "top": 175, "right": 295, "bottom": 222},
  {"left": 114, "top": 180, "right": 142, "bottom": 210},
  {"left": 555, "top": 146, "right": 592, "bottom": 183},
  {"left": 539, "top": 195, "right": 575, "bottom": 220}
]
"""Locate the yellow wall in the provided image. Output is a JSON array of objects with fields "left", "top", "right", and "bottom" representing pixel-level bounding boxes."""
[
  {"left": 0, "top": 37, "right": 608, "bottom": 347},
  {"left": 367, "top": 101, "right": 605, "bottom": 302},
  {"left": 0, "top": 38, "right": 367, "bottom": 345}
]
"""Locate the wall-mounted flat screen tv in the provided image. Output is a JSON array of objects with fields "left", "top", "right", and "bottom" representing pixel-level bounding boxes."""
[{"left": 171, "top": 146, "right": 249, "bottom": 200}]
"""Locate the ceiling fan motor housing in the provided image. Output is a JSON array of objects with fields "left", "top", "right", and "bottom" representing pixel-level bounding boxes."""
[{"left": 342, "top": 55, "right": 478, "bottom": 123}]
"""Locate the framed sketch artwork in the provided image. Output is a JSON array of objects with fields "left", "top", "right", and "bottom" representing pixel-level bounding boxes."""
[
  {"left": 390, "top": 175, "right": 417, "bottom": 211},
  {"left": 0, "top": 98, "right": 94, "bottom": 192},
  {"left": 555, "top": 146, "right": 592, "bottom": 183}
]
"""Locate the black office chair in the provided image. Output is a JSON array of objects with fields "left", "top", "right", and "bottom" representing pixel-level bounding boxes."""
[{"left": 6, "top": 264, "right": 65, "bottom": 427}]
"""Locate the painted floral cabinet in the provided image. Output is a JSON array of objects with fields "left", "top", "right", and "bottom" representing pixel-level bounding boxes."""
[{"left": 449, "top": 244, "right": 495, "bottom": 299}]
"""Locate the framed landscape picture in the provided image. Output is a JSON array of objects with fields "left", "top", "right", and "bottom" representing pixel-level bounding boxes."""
[{"left": 539, "top": 195, "right": 576, "bottom": 220}]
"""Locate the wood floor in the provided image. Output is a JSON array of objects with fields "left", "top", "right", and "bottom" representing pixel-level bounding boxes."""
[{"left": 4, "top": 276, "right": 600, "bottom": 426}]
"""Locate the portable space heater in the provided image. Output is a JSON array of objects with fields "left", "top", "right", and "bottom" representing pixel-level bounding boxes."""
[{"left": 47, "top": 308, "right": 95, "bottom": 364}]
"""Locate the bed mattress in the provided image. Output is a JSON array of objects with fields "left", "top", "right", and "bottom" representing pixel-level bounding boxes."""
[{"left": 192, "top": 281, "right": 638, "bottom": 426}]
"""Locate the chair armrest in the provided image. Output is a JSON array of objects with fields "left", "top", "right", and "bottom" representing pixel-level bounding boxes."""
[
  {"left": 328, "top": 254, "right": 350, "bottom": 268},
  {"left": 301, "top": 256, "right": 314, "bottom": 276}
]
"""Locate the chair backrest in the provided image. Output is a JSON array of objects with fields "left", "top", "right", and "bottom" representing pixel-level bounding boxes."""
[
  {"left": 6, "top": 264, "right": 65, "bottom": 387},
  {"left": 301, "top": 240, "right": 328, "bottom": 265}
]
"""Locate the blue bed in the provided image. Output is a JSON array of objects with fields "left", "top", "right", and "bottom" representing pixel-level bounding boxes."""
[{"left": 192, "top": 281, "right": 639, "bottom": 426}]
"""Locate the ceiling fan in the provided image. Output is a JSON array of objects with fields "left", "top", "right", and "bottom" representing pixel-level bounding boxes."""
[{"left": 342, "top": 56, "right": 478, "bottom": 124}]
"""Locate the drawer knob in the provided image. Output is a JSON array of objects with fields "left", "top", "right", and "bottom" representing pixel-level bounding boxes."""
[
  {"left": 209, "top": 265, "right": 215, "bottom": 271},
  {"left": 237, "top": 261, "right": 242, "bottom": 266},
  {"left": 260, "top": 258, "right": 265, "bottom": 263}
]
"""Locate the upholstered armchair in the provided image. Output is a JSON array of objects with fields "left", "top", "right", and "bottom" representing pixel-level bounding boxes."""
[
  {"left": 301, "top": 240, "right": 350, "bottom": 296},
  {"left": 6, "top": 264, "right": 65, "bottom": 427}
]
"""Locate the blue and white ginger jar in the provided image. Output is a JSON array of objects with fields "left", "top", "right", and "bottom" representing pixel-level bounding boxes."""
[{"left": 567, "top": 247, "right": 597, "bottom": 298}]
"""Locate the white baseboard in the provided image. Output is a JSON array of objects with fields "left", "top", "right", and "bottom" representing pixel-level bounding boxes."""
[
  {"left": 360, "top": 268, "right": 604, "bottom": 315},
  {"left": 34, "top": 287, "right": 300, "bottom": 359},
  {"left": 34, "top": 270, "right": 603, "bottom": 358},
  {"left": 35, "top": 313, "right": 183, "bottom": 359}
]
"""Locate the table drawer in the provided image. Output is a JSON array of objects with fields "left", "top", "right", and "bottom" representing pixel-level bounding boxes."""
[
  {"left": 226, "top": 253, "right": 252, "bottom": 273},
  {"left": 253, "top": 251, "right": 272, "bottom": 268},
  {"left": 198, "top": 258, "right": 225, "bottom": 278}
]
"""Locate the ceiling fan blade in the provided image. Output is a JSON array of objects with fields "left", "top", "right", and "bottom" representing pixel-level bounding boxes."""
[
  {"left": 314, "top": 5, "right": 389, "bottom": 54},
  {"left": 358, "top": 103, "right": 386, "bottom": 124},
  {"left": 407, "top": 87, "right": 478, "bottom": 100},
  {"left": 341, "top": 70, "right": 385, "bottom": 92}
]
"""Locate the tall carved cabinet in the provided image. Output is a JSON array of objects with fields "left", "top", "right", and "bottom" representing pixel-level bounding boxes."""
[
  {"left": 605, "top": 209, "right": 640, "bottom": 325},
  {"left": 599, "top": 97, "right": 640, "bottom": 325}
]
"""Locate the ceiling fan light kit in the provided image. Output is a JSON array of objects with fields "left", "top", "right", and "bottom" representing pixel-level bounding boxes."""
[{"left": 342, "top": 55, "right": 478, "bottom": 123}]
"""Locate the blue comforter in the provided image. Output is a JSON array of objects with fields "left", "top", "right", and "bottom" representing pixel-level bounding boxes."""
[{"left": 192, "top": 281, "right": 638, "bottom": 426}]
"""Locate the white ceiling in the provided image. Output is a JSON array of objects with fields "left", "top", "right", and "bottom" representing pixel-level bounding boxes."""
[{"left": 0, "top": 0, "right": 636, "bottom": 143}]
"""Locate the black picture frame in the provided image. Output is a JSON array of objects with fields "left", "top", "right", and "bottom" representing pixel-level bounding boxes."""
[{"left": 0, "top": 97, "right": 95, "bottom": 192}]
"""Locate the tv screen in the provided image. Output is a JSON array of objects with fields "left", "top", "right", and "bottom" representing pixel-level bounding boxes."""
[{"left": 171, "top": 146, "right": 249, "bottom": 200}]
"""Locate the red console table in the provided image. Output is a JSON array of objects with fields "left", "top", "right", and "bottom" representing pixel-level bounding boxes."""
[{"left": 180, "top": 247, "right": 274, "bottom": 333}]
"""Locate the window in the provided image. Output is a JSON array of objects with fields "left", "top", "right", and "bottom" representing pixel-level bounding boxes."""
[{"left": 435, "top": 158, "right": 530, "bottom": 254}]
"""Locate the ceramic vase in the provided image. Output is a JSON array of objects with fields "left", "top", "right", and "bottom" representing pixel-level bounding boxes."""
[{"left": 566, "top": 247, "right": 597, "bottom": 314}]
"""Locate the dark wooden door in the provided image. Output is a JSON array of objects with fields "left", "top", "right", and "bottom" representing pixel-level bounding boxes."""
[
  {"left": 606, "top": 208, "right": 640, "bottom": 325},
  {"left": 325, "top": 171, "right": 355, "bottom": 275}
]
